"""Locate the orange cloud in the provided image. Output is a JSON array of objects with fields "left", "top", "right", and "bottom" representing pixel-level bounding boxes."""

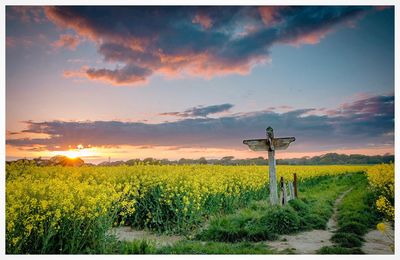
[
  {"left": 258, "top": 6, "right": 284, "bottom": 26},
  {"left": 52, "top": 34, "right": 80, "bottom": 50},
  {"left": 43, "top": 6, "right": 374, "bottom": 86},
  {"left": 192, "top": 13, "right": 213, "bottom": 29}
]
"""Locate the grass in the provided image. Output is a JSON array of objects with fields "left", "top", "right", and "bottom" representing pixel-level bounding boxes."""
[
  {"left": 197, "top": 173, "right": 364, "bottom": 243},
  {"left": 157, "top": 240, "right": 274, "bottom": 254},
  {"left": 317, "top": 246, "right": 364, "bottom": 254},
  {"left": 318, "top": 175, "right": 380, "bottom": 254},
  {"left": 101, "top": 239, "right": 157, "bottom": 254}
]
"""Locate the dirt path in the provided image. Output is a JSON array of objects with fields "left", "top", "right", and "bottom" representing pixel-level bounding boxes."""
[
  {"left": 362, "top": 222, "right": 394, "bottom": 254},
  {"left": 112, "top": 226, "right": 184, "bottom": 246},
  {"left": 266, "top": 189, "right": 351, "bottom": 254}
]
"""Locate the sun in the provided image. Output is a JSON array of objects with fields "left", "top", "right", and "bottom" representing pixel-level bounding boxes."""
[{"left": 51, "top": 144, "right": 97, "bottom": 159}]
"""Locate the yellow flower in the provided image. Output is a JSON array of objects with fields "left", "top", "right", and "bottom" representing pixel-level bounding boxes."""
[{"left": 377, "top": 223, "right": 386, "bottom": 233}]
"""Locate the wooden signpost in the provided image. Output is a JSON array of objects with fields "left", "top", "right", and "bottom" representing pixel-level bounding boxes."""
[{"left": 243, "top": 126, "right": 295, "bottom": 205}]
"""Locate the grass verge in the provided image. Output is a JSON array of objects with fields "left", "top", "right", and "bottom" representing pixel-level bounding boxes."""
[
  {"left": 317, "top": 175, "right": 379, "bottom": 254},
  {"left": 157, "top": 240, "right": 274, "bottom": 254},
  {"left": 197, "top": 173, "right": 363, "bottom": 243}
]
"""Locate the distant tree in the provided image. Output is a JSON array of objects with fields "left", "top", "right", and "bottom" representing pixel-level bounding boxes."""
[
  {"left": 198, "top": 157, "right": 207, "bottom": 165},
  {"left": 126, "top": 159, "right": 141, "bottom": 166}
]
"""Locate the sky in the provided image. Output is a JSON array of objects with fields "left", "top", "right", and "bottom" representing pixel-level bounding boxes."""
[{"left": 5, "top": 6, "right": 394, "bottom": 163}]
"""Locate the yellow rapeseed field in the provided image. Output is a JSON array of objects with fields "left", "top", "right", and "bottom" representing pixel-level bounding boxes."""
[
  {"left": 6, "top": 163, "right": 369, "bottom": 253},
  {"left": 367, "top": 163, "right": 394, "bottom": 221}
]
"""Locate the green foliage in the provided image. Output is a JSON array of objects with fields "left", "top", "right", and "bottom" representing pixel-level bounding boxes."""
[
  {"left": 288, "top": 199, "right": 310, "bottom": 216},
  {"left": 198, "top": 174, "right": 361, "bottom": 243},
  {"left": 337, "top": 222, "right": 368, "bottom": 236},
  {"left": 327, "top": 175, "right": 380, "bottom": 252},
  {"left": 301, "top": 213, "right": 326, "bottom": 229},
  {"left": 8, "top": 213, "right": 117, "bottom": 254},
  {"left": 260, "top": 206, "right": 300, "bottom": 234},
  {"left": 331, "top": 232, "right": 363, "bottom": 248},
  {"left": 317, "top": 246, "right": 364, "bottom": 254},
  {"left": 158, "top": 241, "right": 274, "bottom": 254},
  {"left": 104, "top": 240, "right": 157, "bottom": 254}
]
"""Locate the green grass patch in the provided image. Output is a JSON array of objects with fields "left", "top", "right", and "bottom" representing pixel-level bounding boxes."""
[
  {"left": 331, "top": 232, "right": 363, "bottom": 248},
  {"left": 158, "top": 240, "right": 274, "bottom": 254},
  {"left": 317, "top": 246, "right": 364, "bottom": 254}
]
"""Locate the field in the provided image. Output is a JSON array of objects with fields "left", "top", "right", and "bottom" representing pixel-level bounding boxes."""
[{"left": 6, "top": 163, "right": 394, "bottom": 254}]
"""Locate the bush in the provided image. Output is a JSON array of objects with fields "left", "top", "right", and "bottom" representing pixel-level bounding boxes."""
[
  {"left": 244, "top": 219, "right": 278, "bottom": 241},
  {"left": 337, "top": 222, "right": 368, "bottom": 236},
  {"left": 261, "top": 206, "right": 300, "bottom": 234},
  {"left": 301, "top": 213, "right": 326, "bottom": 229},
  {"left": 288, "top": 199, "right": 310, "bottom": 216},
  {"left": 317, "top": 246, "right": 364, "bottom": 254},
  {"left": 331, "top": 232, "right": 363, "bottom": 248}
]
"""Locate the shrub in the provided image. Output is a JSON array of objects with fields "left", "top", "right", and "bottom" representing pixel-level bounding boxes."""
[
  {"left": 288, "top": 199, "right": 310, "bottom": 216},
  {"left": 261, "top": 206, "right": 300, "bottom": 234},
  {"left": 317, "top": 246, "right": 364, "bottom": 254},
  {"left": 331, "top": 232, "right": 363, "bottom": 248},
  {"left": 301, "top": 213, "right": 326, "bottom": 229},
  {"left": 337, "top": 222, "right": 368, "bottom": 236},
  {"left": 244, "top": 219, "right": 278, "bottom": 241}
]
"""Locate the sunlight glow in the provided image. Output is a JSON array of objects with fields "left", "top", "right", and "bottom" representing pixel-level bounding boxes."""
[{"left": 50, "top": 144, "right": 98, "bottom": 159}]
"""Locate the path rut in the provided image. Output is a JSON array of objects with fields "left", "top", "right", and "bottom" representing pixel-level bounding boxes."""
[{"left": 266, "top": 189, "right": 351, "bottom": 254}]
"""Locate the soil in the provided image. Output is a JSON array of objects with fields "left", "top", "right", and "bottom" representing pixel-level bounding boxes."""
[
  {"left": 266, "top": 189, "right": 351, "bottom": 254},
  {"left": 362, "top": 222, "right": 394, "bottom": 254},
  {"left": 112, "top": 226, "right": 184, "bottom": 246}
]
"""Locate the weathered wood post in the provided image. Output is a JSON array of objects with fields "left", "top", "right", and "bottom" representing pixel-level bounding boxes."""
[
  {"left": 243, "top": 126, "right": 295, "bottom": 206},
  {"left": 288, "top": 181, "right": 294, "bottom": 200},
  {"left": 267, "top": 127, "right": 278, "bottom": 205},
  {"left": 293, "top": 173, "right": 298, "bottom": 198},
  {"left": 279, "top": 176, "right": 284, "bottom": 205}
]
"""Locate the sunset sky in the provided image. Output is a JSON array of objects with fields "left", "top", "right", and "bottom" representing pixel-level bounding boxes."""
[{"left": 6, "top": 6, "right": 394, "bottom": 163}]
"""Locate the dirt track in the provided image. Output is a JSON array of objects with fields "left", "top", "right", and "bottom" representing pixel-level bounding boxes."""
[{"left": 266, "top": 189, "right": 351, "bottom": 254}]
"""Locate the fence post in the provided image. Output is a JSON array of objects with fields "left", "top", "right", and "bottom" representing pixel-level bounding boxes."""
[
  {"left": 293, "top": 173, "right": 298, "bottom": 198},
  {"left": 280, "top": 176, "right": 284, "bottom": 205},
  {"left": 288, "top": 181, "right": 294, "bottom": 200},
  {"left": 283, "top": 182, "right": 288, "bottom": 205}
]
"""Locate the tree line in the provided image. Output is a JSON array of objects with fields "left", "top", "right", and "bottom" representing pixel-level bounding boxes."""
[
  {"left": 7, "top": 153, "right": 394, "bottom": 167},
  {"left": 98, "top": 153, "right": 394, "bottom": 166}
]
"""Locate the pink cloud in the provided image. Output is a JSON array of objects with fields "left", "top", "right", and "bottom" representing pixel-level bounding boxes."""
[
  {"left": 7, "top": 6, "right": 46, "bottom": 23},
  {"left": 192, "top": 13, "right": 213, "bottom": 29},
  {"left": 52, "top": 34, "right": 80, "bottom": 50},
  {"left": 6, "top": 36, "right": 16, "bottom": 48},
  {"left": 286, "top": 28, "right": 332, "bottom": 46},
  {"left": 43, "top": 7, "right": 374, "bottom": 86},
  {"left": 258, "top": 6, "right": 285, "bottom": 26}
]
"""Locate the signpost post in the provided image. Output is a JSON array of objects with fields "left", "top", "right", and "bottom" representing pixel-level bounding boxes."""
[{"left": 243, "top": 126, "right": 295, "bottom": 205}]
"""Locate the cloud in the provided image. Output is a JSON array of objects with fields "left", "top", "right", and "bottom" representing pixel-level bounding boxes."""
[
  {"left": 7, "top": 6, "right": 46, "bottom": 23},
  {"left": 52, "top": 34, "right": 80, "bottom": 50},
  {"left": 6, "top": 37, "right": 17, "bottom": 48},
  {"left": 42, "top": 6, "right": 376, "bottom": 86},
  {"left": 7, "top": 94, "right": 393, "bottom": 153},
  {"left": 160, "top": 103, "right": 234, "bottom": 118}
]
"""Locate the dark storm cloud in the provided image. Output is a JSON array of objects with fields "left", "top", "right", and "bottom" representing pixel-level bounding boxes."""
[
  {"left": 7, "top": 95, "right": 394, "bottom": 152},
  {"left": 160, "top": 103, "right": 234, "bottom": 118},
  {"left": 42, "top": 6, "right": 375, "bottom": 85}
]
